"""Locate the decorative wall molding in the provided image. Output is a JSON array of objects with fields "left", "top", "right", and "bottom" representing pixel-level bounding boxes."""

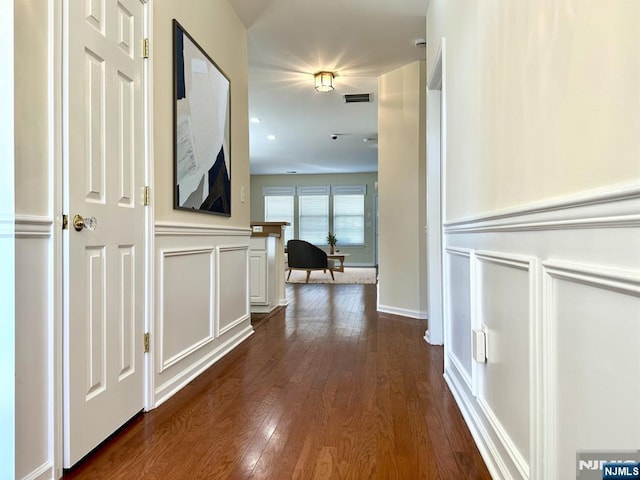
[
  {"left": 217, "top": 245, "right": 250, "bottom": 336},
  {"left": 445, "top": 183, "right": 640, "bottom": 233},
  {"left": 542, "top": 259, "right": 640, "bottom": 294},
  {"left": 444, "top": 369, "right": 508, "bottom": 480},
  {"left": 444, "top": 247, "right": 473, "bottom": 392},
  {"left": 447, "top": 351, "right": 473, "bottom": 394},
  {"left": 158, "top": 248, "right": 215, "bottom": 373},
  {"left": 154, "top": 324, "right": 253, "bottom": 407},
  {"left": 155, "top": 221, "right": 251, "bottom": 237},
  {"left": 15, "top": 215, "right": 53, "bottom": 238},
  {"left": 477, "top": 395, "right": 530, "bottom": 480},
  {"left": 473, "top": 250, "right": 538, "bottom": 480},
  {"left": 540, "top": 259, "right": 640, "bottom": 479}
]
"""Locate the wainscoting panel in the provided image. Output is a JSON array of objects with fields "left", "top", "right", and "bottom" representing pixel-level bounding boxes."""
[
  {"left": 542, "top": 261, "right": 640, "bottom": 480},
  {"left": 154, "top": 224, "right": 252, "bottom": 407},
  {"left": 159, "top": 248, "right": 215, "bottom": 372},
  {"left": 15, "top": 216, "right": 54, "bottom": 480},
  {"left": 217, "top": 246, "right": 250, "bottom": 336},
  {"left": 441, "top": 183, "right": 640, "bottom": 480},
  {"left": 444, "top": 248, "right": 473, "bottom": 390},
  {"left": 475, "top": 252, "right": 535, "bottom": 480}
]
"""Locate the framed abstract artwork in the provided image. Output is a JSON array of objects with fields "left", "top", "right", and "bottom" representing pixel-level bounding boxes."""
[{"left": 173, "top": 19, "right": 231, "bottom": 216}]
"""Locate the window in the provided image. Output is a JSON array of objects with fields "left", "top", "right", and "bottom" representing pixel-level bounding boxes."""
[
  {"left": 333, "top": 194, "right": 365, "bottom": 245},
  {"left": 264, "top": 195, "right": 294, "bottom": 243},
  {"left": 298, "top": 195, "right": 329, "bottom": 244}
]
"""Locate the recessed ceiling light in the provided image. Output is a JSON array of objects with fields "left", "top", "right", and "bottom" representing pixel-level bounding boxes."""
[
  {"left": 267, "top": 134, "right": 276, "bottom": 140},
  {"left": 250, "top": 117, "right": 261, "bottom": 123}
]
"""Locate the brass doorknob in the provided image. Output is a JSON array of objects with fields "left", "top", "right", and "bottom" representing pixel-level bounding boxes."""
[
  {"left": 73, "top": 214, "right": 85, "bottom": 231},
  {"left": 72, "top": 214, "right": 97, "bottom": 231}
]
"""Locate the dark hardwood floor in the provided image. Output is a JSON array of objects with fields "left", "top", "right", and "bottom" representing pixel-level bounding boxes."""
[{"left": 64, "top": 284, "right": 491, "bottom": 479}]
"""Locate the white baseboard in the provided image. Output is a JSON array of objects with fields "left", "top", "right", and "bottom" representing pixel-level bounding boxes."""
[
  {"left": 444, "top": 371, "right": 510, "bottom": 480},
  {"left": 376, "top": 304, "right": 428, "bottom": 320},
  {"left": 154, "top": 324, "right": 253, "bottom": 407},
  {"left": 20, "top": 461, "right": 53, "bottom": 480}
]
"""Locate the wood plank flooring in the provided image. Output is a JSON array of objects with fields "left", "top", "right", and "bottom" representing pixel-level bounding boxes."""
[{"left": 64, "top": 284, "right": 491, "bottom": 479}]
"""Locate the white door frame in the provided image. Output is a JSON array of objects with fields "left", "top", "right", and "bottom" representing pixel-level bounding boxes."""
[
  {"left": 52, "top": 0, "right": 153, "bottom": 474},
  {"left": 425, "top": 38, "right": 446, "bottom": 346}
]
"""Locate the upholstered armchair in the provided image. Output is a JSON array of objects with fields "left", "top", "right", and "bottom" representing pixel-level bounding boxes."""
[{"left": 286, "top": 239, "right": 335, "bottom": 283}]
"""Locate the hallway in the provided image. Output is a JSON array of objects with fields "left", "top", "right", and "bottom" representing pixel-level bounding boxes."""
[{"left": 64, "top": 284, "right": 490, "bottom": 479}]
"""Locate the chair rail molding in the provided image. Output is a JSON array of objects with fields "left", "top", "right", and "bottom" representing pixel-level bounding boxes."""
[
  {"left": 155, "top": 221, "right": 251, "bottom": 237},
  {"left": 445, "top": 182, "right": 640, "bottom": 234},
  {"left": 15, "top": 215, "right": 53, "bottom": 238}
]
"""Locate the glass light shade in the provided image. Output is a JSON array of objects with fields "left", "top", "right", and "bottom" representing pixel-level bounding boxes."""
[{"left": 314, "top": 71, "right": 334, "bottom": 92}]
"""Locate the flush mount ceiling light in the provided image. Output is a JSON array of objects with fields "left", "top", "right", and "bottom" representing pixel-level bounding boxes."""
[{"left": 314, "top": 71, "right": 334, "bottom": 92}]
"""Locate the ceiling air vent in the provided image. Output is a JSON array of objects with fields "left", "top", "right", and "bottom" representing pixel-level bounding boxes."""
[{"left": 343, "top": 93, "right": 371, "bottom": 104}]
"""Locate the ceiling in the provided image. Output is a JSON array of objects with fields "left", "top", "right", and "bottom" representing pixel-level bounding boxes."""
[{"left": 228, "top": 0, "right": 428, "bottom": 175}]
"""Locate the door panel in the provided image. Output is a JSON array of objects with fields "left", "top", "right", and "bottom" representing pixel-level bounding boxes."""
[{"left": 64, "top": 0, "right": 145, "bottom": 468}]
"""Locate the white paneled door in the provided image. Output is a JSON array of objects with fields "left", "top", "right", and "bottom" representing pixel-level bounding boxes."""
[{"left": 63, "top": 0, "right": 146, "bottom": 468}]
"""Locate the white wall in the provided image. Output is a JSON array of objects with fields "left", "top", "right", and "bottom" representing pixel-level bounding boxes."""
[
  {"left": 154, "top": 0, "right": 250, "bottom": 227},
  {"left": 427, "top": 2, "right": 640, "bottom": 479},
  {"left": 377, "top": 60, "right": 428, "bottom": 319},
  {"left": 151, "top": 0, "right": 252, "bottom": 407},
  {"left": 14, "top": 1, "right": 55, "bottom": 478}
]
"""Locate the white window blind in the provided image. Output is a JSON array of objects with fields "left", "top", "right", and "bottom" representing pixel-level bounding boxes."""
[
  {"left": 333, "top": 194, "right": 364, "bottom": 245},
  {"left": 264, "top": 195, "right": 294, "bottom": 243},
  {"left": 298, "top": 195, "right": 329, "bottom": 244}
]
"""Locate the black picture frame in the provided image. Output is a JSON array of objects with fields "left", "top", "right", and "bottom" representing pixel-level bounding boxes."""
[{"left": 173, "top": 19, "right": 231, "bottom": 216}]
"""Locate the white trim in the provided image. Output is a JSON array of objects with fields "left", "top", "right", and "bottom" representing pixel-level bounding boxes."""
[
  {"left": 540, "top": 260, "right": 640, "bottom": 479},
  {"left": 330, "top": 184, "right": 367, "bottom": 195},
  {"left": 476, "top": 395, "right": 530, "bottom": 480},
  {"left": 447, "top": 351, "right": 473, "bottom": 394},
  {"left": 445, "top": 246, "right": 471, "bottom": 257},
  {"left": 15, "top": 215, "right": 53, "bottom": 238},
  {"left": 530, "top": 257, "right": 542, "bottom": 480},
  {"left": 443, "top": 247, "right": 473, "bottom": 393},
  {"left": 376, "top": 304, "right": 428, "bottom": 320},
  {"left": 444, "top": 370, "right": 509, "bottom": 480},
  {"left": 475, "top": 250, "right": 533, "bottom": 271},
  {"left": 158, "top": 248, "right": 215, "bottom": 372},
  {"left": 445, "top": 182, "right": 640, "bottom": 233},
  {"left": 425, "top": 36, "right": 446, "bottom": 346},
  {"left": 155, "top": 221, "right": 251, "bottom": 237},
  {"left": 216, "top": 245, "right": 251, "bottom": 336},
  {"left": 262, "top": 185, "right": 296, "bottom": 196},
  {"left": 142, "top": 0, "right": 155, "bottom": 413},
  {"left": 473, "top": 250, "right": 537, "bottom": 480},
  {"left": 542, "top": 259, "right": 640, "bottom": 293},
  {"left": 469, "top": 249, "right": 479, "bottom": 398},
  {"left": 51, "top": 0, "right": 64, "bottom": 476},
  {"left": 153, "top": 324, "right": 253, "bottom": 407},
  {"left": 297, "top": 185, "right": 330, "bottom": 196},
  {"left": 20, "top": 461, "right": 53, "bottom": 480}
]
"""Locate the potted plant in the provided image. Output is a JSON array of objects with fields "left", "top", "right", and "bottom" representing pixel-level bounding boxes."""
[{"left": 326, "top": 232, "right": 337, "bottom": 254}]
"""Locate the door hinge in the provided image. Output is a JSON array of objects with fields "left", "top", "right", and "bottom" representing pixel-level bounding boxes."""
[
  {"left": 143, "top": 186, "right": 150, "bottom": 206},
  {"left": 142, "top": 38, "right": 149, "bottom": 59},
  {"left": 62, "top": 214, "right": 68, "bottom": 230},
  {"left": 144, "top": 332, "right": 150, "bottom": 353}
]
